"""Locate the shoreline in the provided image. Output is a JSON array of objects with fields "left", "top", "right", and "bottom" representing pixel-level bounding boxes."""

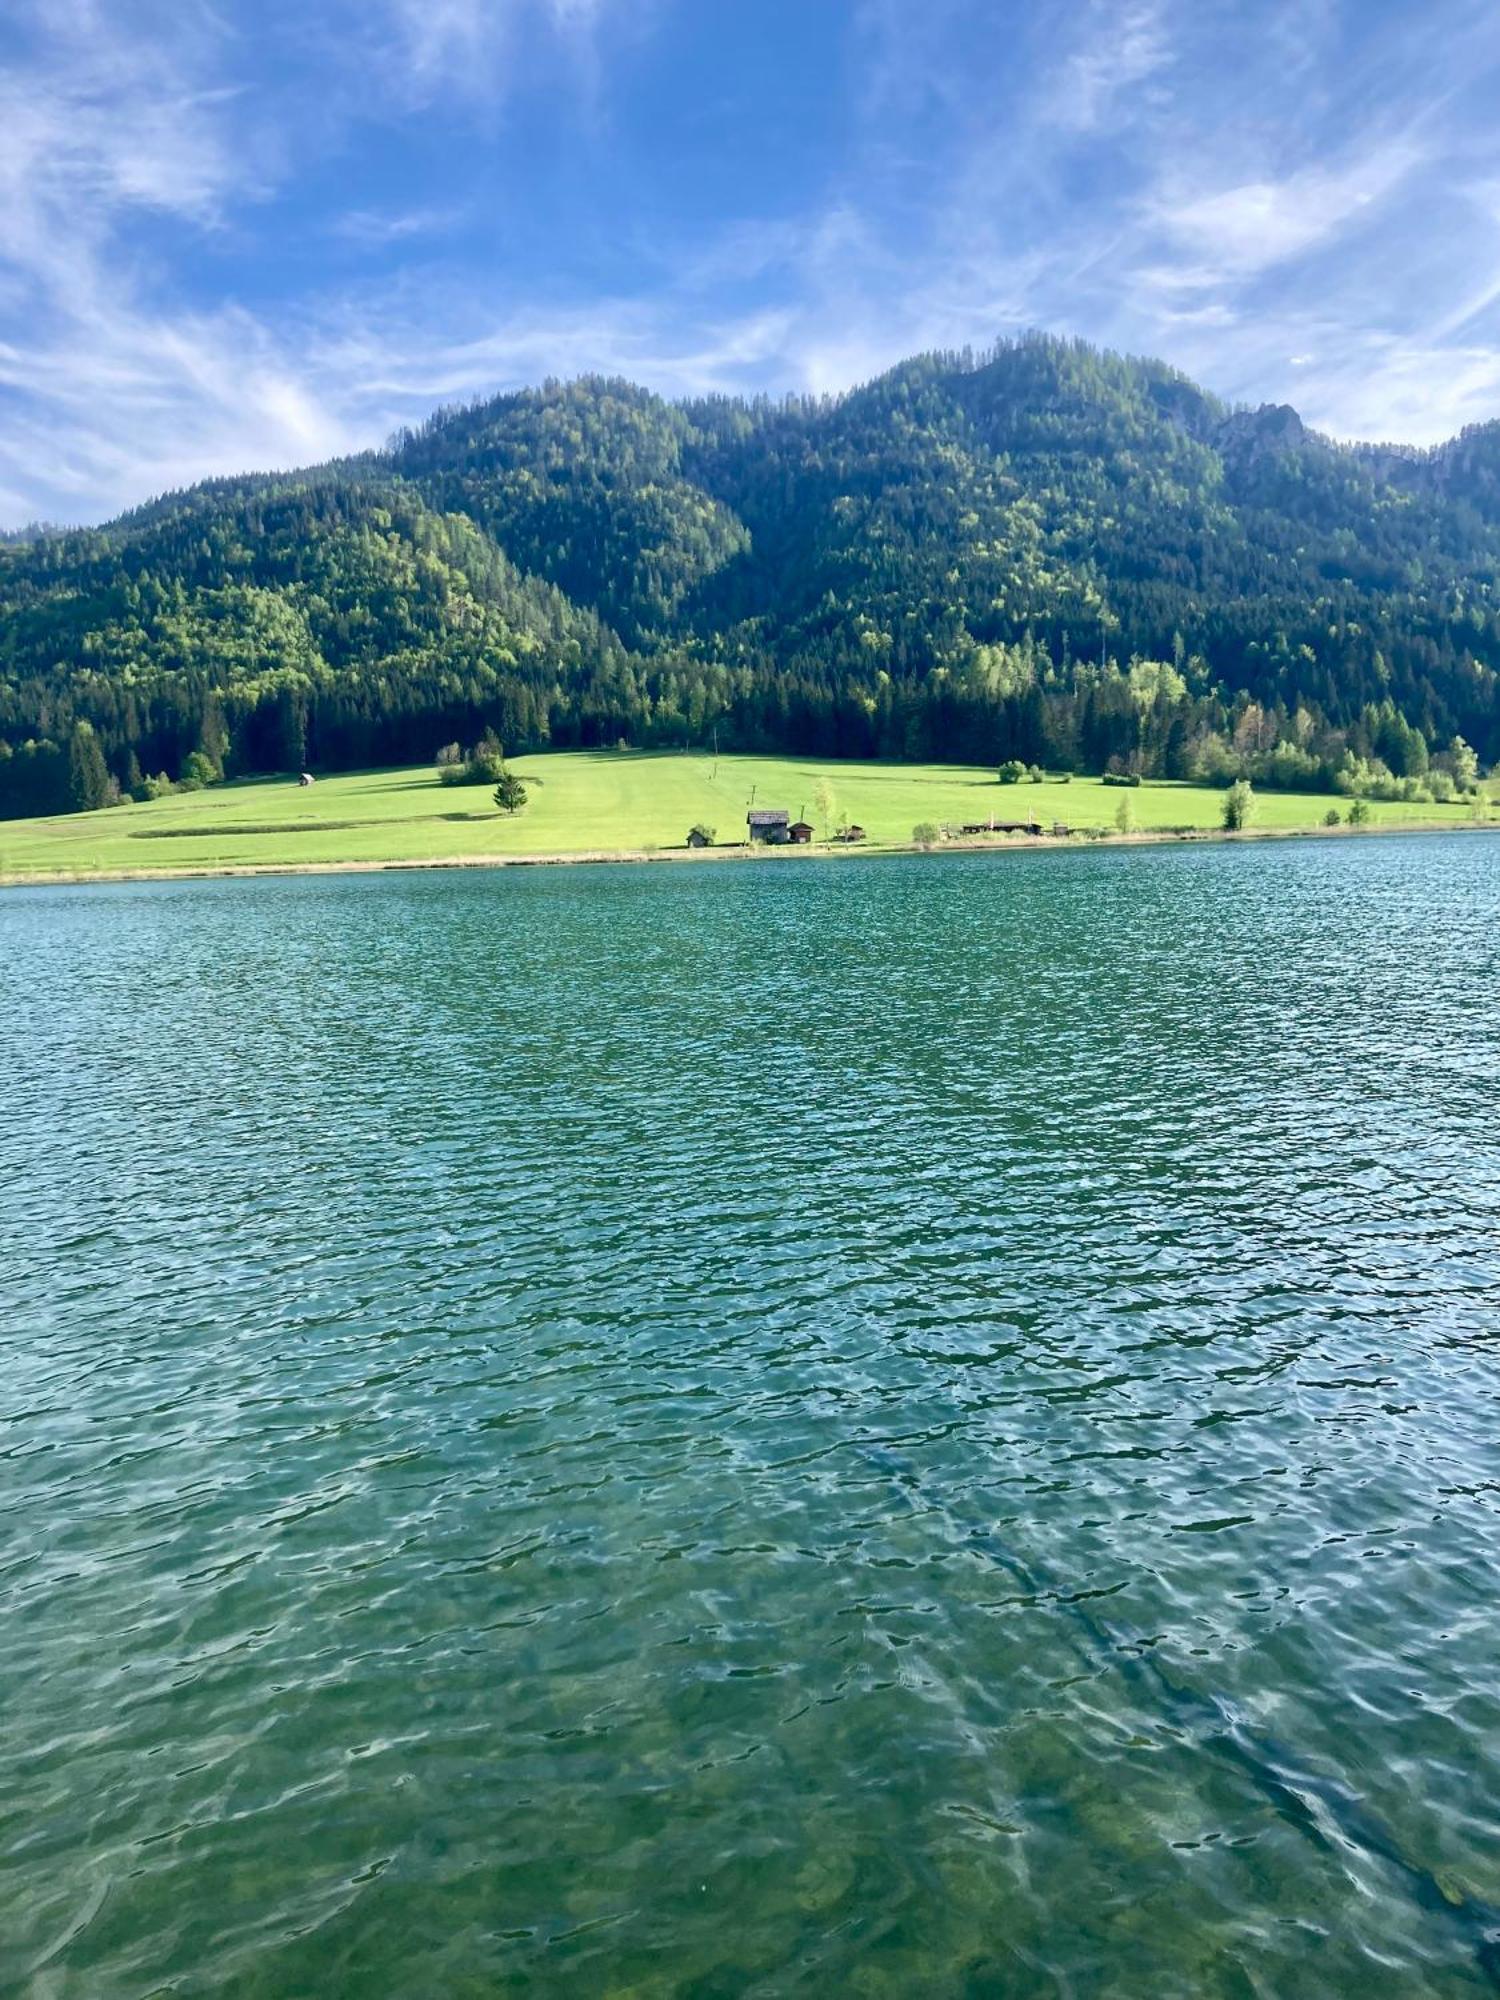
[{"left": 2, "top": 815, "right": 1493, "bottom": 890}]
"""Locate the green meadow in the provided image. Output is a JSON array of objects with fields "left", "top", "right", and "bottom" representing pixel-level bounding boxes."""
[{"left": 0, "top": 752, "right": 1491, "bottom": 881}]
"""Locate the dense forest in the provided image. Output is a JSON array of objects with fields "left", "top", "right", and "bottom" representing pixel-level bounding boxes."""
[{"left": 4, "top": 334, "right": 1499, "bottom": 816}]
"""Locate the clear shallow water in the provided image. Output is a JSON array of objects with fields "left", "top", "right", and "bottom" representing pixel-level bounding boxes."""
[{"left": 3, "top": 837, "right": 1499, "bottom": 1997}]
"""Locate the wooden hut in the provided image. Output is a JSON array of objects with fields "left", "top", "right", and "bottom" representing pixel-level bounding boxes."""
[
  {"left": 788, "top": 820, "right": 814, "bottom": 844},
  {"left": 747, "top": 808, "right": 791, "bottom": 844}
]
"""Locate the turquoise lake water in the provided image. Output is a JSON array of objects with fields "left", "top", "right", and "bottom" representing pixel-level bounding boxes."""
[{"left": 3, "top": 837, "right": 1499, "bottom": 1996}]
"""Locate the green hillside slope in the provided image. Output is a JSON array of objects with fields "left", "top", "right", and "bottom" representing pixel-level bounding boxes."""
[{"left": 4, "top": 334, "right": 1499, "bottom": 817}]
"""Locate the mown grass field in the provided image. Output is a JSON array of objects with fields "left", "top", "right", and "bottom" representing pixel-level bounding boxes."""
[{"left": 0, "top": 751, "right": 1491, "bottom": 880}]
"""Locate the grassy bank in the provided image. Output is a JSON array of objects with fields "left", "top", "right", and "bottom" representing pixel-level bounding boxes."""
[{"left": 0, "top": 751, "right": 1492, "bottom": 882}]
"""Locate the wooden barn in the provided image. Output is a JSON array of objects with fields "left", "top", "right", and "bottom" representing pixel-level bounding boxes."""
[
  {"left": 789, "top": 820, "right": 814, "bottom": 844},
  {"left": 747, "top": 808, "right": 791, "bottom": 844}
]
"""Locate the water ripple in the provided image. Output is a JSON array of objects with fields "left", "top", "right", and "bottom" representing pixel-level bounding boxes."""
[{"left": 3, "top": 837, "right": 1500, "bottom": 1995}]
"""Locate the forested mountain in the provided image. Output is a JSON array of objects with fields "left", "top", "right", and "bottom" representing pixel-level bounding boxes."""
[{"left": 5, "top": 334, "right": 1499, "bottom": 815}]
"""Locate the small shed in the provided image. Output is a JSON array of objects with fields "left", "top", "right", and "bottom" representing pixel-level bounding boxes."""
[
  {"left": 747, "top": 808, "right": 791, "bottom": 844},
  {"left": 789, "top": 820, "right": 814, "bottom": 844},
  {"left": 836, "top": 824, "right": 867, "bottom": 844},
  {"left": 686, "top": 827, "right": 712, "bottom": 848}
]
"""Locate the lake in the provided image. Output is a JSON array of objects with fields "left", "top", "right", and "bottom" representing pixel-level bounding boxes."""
[{"left": 3, "top": 836, "right": 1499, "bottom": 1997}]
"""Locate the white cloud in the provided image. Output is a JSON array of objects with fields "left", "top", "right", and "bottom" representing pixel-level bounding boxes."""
[
  {"left": 1052, "top": 1, "right": 1172, "bottom": 132},
  {"left": 1147, "top": 142, "right": 1425, "bottom": 283},
  {"left": 0, "top": 27, "right": 238, "bottom": 286},
  {"left": 1285, "top": 335, "right": 1500, "bottom": 446},
  {"left": 0, "top": 4, "right": 285, "bottom": 519},
  {"left": 367, "top": 0, "right": 620, "bottom": 106},
  {"left": 0, "top": 305, "right": 359, "bottom": 518},
  {"left": 0, "top": 0, "right": 639, "bottom": 522},
  {"left": 332, "top": 205, "right": 467, "bottom": 246},
  {"left": 380, "top": 0, "right": 505, "bottom": 95}
]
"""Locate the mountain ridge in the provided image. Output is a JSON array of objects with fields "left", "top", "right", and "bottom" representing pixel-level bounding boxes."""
[{"left": 3, "top": 333, "right": 1497, "bottom": 816}]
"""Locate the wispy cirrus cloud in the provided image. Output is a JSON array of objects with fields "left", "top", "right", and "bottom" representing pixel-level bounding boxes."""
[
  {"left": 0, "top": 0, "right": 635, "bottom": 521},
  {"left": 332, "top": 204, "right": 468, "bottom": 247},
  {"left": 1146, "top": 140, "right": 1427, "bottom": 285},
  {"left": 1051, "top": 0, "right": 1173, "bottom": 132},
  {"left": 0, "top": 303, "right": 359, "bottom": 521},
  {"left": 376, "top": 0, "right": 513, "bottom": 101},
  {"left": 365, "top": 0, "right": 622, "bottom": 106},
  {"left": 0, "top": 6, "right": 238, "bottom": 272},
  {"left": 809, "top": 0, "right": 1500, "bottom": 443},
  {"left": 0, "top": 1, "right": 323, "bottom": 519}
]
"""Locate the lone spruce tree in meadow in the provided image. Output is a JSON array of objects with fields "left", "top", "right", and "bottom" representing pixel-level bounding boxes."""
[{"left": 493, "top": 770, "right": 528, "bottom": 814}]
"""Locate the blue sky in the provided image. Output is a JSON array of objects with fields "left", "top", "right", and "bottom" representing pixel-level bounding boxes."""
[{"left": 3, "top": 0, "right": 1500, "bottom": 526}]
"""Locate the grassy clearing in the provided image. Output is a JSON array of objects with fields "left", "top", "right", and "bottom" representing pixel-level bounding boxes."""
[{"left": 0, "top": 751, "right": 1492, "bottom": 881}]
